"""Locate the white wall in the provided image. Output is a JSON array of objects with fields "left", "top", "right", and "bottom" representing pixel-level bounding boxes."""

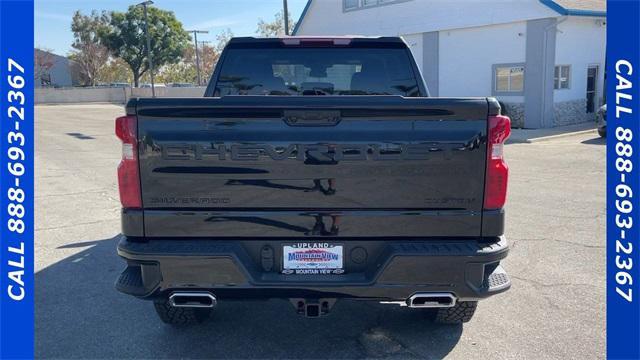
[
  {"left": 438, "top": 21, "right": 527, "bottom": 101},
  {"left": 401, "top": 33, "right": 423, "bottom": 72},
  {"left": 35, "top": 87, "right": 207, "bottom": 104},
  {"left": 35, "top": 87, "right": 128, "bottom": 104},
  {"left": 129, "top": 87, "right": 206, "bottom": 99},
  {"left": 296, "top": 0, "right": 557, "bottom": 36},
  {"left": 554, "top": 16, "right": 606, "bottom": 104},
  {"left": 35, "top": 52, "right": 73, "bottom": 88}
]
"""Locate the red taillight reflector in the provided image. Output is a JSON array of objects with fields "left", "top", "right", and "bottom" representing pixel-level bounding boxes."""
[
  {"left": 115, "top": 115, "right": 142, "bottom": 209},
  {"left": 484, "top": 115, "right": 511, "bottom": 210}
]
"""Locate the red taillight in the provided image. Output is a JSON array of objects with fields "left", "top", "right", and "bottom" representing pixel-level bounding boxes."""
[
  {"left": 115, "top": 115, "right": 142, "bottom": 209},
  {"left": 484, "top": 115, "right": 511, "bottom": 210}
]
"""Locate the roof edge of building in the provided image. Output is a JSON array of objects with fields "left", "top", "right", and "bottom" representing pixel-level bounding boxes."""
[
  {"left": 292, "top": 0, "right": 605, "bottom": 37},
  {"left": 291, "top": 0, "right": 313, "bottom": 35},
  {"left": 539, "top": 0, "right": 606, "bottom": 17}
]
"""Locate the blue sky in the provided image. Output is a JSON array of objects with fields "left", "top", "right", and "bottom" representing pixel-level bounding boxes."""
[{"left": 35, "top": 0, "right": 308, "bottom": 55}]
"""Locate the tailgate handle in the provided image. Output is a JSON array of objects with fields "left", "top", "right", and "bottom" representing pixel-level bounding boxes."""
[{"left": 283, "top": 110, "right": 341, "bottom": 126}]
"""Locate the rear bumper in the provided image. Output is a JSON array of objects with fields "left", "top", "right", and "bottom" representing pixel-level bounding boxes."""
[{"left": 116, "top": 236, "right": 510, "bottom": 302}]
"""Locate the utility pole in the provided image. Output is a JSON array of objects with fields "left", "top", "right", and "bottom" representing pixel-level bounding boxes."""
[
  {"left": 188, "top": 30, "right": 209, "bottom": 86},
  {"left": 283, "top": 0, "right": 289, "bottom": 36},
  {"left": 137, "top": 0, "right": 155, "bottom": 97}
]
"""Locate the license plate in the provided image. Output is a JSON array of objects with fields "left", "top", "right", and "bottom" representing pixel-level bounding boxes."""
[{"left": 282, "top": 243, "right": 343, "bottom": 275}]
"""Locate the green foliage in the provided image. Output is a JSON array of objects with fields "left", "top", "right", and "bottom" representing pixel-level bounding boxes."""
[
  {"left": 70, "top": 10, "right": 110, "bottom": 86},
  {"left": 97, "top": 57, "right": 133, "bottom": 84},
  {"left": 99, "top": 5, "right": 190, "bottom": 86},
  {"left": 160, "top": 43, "right": 219, "bottom": 85},
  {"left": 68, "top": 4, "right": 300, "bottom": 87},
  {"left": 71, "top": 10, "right": 109, "bottom": 47},
  {"left": 157, "top": 61, "right": 196, "bottom": 84},
  {"left": 256, "top": 10, "right": 297, "bottom": 37}
]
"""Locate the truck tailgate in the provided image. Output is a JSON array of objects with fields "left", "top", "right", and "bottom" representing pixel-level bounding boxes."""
[{"left": 134, "top": 96, "right": 489, "bottom": 238}]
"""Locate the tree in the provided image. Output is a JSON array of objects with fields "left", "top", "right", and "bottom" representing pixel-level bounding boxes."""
[
  {"left": 69, "top": 10, "right": 110, "bottom": 86},
  {"left": 256, "top": 10, "right": 296, "bottom": 37},
  {"left": 97, "top": 57, "right": 132, "bottom": 84},
  {"left": 155, "top": 43, "right": 219, "bottom": 85},
  {"left": 185, "top": 43, "right": 219, "bottom": 84},
  {"left": 214, "top": 28, "right": 234, "bottom": 53},
  {"left": 198, "top": 44, "right": 219, "bottom": 84},
  {"left": 99, "top": 5, "right": 190, "bottom": 87},
  {"left": 157, "top": 62, "right": 196, "bottom": 84}
]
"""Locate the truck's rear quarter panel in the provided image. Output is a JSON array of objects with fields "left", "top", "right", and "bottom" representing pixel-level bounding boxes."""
[{"left": 133, "top": 96, "right": 490, "bottom": 238}]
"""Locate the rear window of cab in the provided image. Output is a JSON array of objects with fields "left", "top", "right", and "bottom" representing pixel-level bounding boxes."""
[{"left": 214, "top": 47, "right": 422, "bottom": 97}]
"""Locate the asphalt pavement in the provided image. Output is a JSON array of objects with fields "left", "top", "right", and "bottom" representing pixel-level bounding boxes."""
[{"left": 35, "top": 104, "right": 605, "bottom": 359}]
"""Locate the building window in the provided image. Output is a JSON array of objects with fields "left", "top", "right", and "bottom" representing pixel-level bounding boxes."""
[
  {"left": 494, "top": 64, "right": 525, "bottom": 94},
  {"left": 554, "top": 65, "right": 571, "bottom": 89},
  {"left": 40, "top": 73, "right": 52, "bottom": 87},
  {"left": 343, "top": 0, "right": 409, "bottom": 11},
  {"left": 344, "top": 0, "right": 359, "bottom": 10}
]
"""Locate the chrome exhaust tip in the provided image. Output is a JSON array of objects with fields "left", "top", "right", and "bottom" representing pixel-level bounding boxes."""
[
  {"left": 169, "top": 292, "right": 217, "bottom": 308},
  {"left": 407, "top": 293, "right": 456, "bottom": 308}
]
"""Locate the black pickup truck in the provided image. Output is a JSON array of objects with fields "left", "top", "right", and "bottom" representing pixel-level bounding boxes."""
[{"left": 115, "top": 37, "right": 512, "bottom": 325}]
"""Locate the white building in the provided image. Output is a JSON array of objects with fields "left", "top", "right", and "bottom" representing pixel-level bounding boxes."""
[
  {"left": 293, "top": 0, "right": 606, "bottom": 128},
  {"left": 34, "top": 49, "right": 76, "bottom": 88}
]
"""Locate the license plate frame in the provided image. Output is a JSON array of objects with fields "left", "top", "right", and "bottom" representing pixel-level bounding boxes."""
[{"left": 282, "top": 243, "right": 344, "bottom": 275}]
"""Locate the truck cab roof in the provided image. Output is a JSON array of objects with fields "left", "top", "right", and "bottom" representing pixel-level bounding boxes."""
[{"left": 225, "top": 36, "right": 409, "bottom": 48}]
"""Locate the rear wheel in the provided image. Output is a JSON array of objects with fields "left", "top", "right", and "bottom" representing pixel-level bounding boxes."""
[
  {"left": 153, "top": 299, "right": 213, "bottom": 325},
  {"left": 598, "top": 127, "right": 606, "bottom": 138},
  {"left": 433, "top": 301, "right": 478, "bottom": 324}
]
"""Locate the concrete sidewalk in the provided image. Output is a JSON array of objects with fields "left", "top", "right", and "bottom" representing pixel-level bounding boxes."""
[{"left": 507, "top": 122, "right": 598, "bottom": 144}]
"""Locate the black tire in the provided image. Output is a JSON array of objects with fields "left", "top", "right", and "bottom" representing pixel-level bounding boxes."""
[
  {"left": 598, "top": 127, "right": 606, "bottom": 138},
  {"left": 433, "top": 301, "right": 478, "bottom": 324},
  {"left": 153, "top": 299, "right": 213, "bottom": 325}
]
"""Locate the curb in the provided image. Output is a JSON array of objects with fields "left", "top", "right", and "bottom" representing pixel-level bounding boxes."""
[{"left": 507, "top": 128, "right": 597, "bottom": 144}]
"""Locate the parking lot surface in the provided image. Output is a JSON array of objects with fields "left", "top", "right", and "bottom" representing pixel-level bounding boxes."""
[{"left": 35, "top": 104, "right": 605, "bottom": 359}]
